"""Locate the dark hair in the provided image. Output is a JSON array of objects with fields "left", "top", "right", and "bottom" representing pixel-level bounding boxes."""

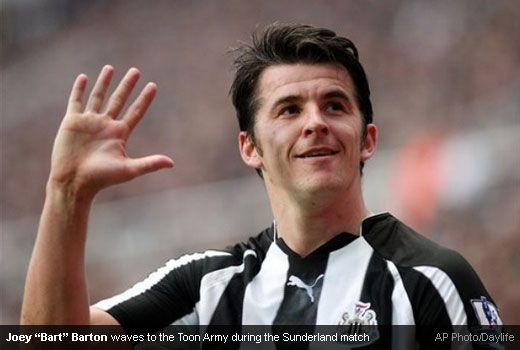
[
  {"left": 230, "top": 23, "right": 373, "bottom": 176},
  {"left": 231, "top": 23, "right": 373, "bottom": 136}
]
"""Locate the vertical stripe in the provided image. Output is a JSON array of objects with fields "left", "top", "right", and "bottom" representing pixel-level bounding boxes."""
[
  {"left": 204, "top": 250, "right": 261, "bottom": 350},
  {"left": 386, "top": 261, "right": 416, "bottom": 350},
  {"left": 354, "top": 253, "right": 395, "bottom": 348},
  {"left": 359, "top": 254, "right": 395, "bottom": 324},
  {"left": 397, "top": 266, "right": 453, "bottom": 325},
  {"left": 208, "top": 250, "right": 261, "bottom": 325},
  {"left": 316, "top": 237, "right": 374, "bottom": 324},
  {"left": 413, "top": 266, "right": 473, "bottom": 350},
  {"left": 398, "top": 267, "right": 456, "bottom": 349},
  {"left": 273, "top": 253, "right": 328, "bottom": 325},
  {"left": 197, "top": 250, "right": 256, "bottom": 325},
  {"left": 413, "top": 266, "right": 467, "bottom": 325},
  {"left": 242, "top": 242, "right": 289, "bottom": 324},
  {"left": 386, "top": 260, "right": 415, "bottom": 325}
]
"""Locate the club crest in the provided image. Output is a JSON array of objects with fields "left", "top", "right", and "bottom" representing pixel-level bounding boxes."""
[{"left": 336, "top": 301, "right": 379, "bottom": 346}]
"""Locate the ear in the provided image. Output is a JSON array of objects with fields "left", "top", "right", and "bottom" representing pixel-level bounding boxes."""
[
  {"left": 360, "top": 124, "right": 377, "bottom": 162},
  {"left": 238, "top": 132, "right": 263, "bottom": 169}
]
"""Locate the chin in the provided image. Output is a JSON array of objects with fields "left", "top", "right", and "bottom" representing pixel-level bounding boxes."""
[{"left": 298, "top": 175, "right": 347, "bottom": 196}]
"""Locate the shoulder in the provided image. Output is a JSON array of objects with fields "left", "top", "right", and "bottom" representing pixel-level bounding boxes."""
[
  {"left": 362, "top": 213, "right": 475, "bottom": 276},
  {"left": 185, "top": 227, "right": 273, "bottom": 276},
  {"left": 362, "top": 214, "right": 499, "bottom": 326},
  {"left": 93, "top": 226, "right": 275, "bottom": 328},
  {"left": 223, "top": 226, "right": 275, "bottom": 262}
]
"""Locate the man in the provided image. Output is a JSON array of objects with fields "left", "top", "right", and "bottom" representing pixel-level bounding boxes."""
[{"left": 21, "top": 24, "right": 501, "bottom": 346}]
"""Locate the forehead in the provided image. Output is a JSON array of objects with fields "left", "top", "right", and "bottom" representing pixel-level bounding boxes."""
[{"left": 256, "top": 63, "right": 355, "bottom": 106}]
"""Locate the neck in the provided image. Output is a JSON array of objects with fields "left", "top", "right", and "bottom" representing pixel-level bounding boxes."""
[{"left": 268, "top": 184, "right": 370, "bottom": 257}]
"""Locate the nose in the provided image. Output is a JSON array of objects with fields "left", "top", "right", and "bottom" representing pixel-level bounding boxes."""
[{"left": 303, "top": 108, "right": 329, "bottom": 137}]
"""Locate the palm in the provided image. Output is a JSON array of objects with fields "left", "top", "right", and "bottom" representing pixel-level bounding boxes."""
[
  {"left": 53, "top": 115, "right": 129, "bottom": 184},
  {"left": 49, "top": 66, "right": 173, "bottom": 198}
]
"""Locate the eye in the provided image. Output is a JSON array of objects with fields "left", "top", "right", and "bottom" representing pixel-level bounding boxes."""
[
  {"left": 280, "top": 105, "right": 300, "bottom": 117},
  {"left": 325, "top": 101, "right": 345, "bottom": 113}
]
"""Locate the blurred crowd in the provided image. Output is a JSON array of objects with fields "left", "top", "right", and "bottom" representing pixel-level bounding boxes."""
[{"left": 1, "top": 0, "right": 519, "bottom": 324}]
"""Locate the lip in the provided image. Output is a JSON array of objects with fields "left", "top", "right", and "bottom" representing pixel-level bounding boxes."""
[{"left": 295, "top": 147, "right": 339, "bottom": 159}]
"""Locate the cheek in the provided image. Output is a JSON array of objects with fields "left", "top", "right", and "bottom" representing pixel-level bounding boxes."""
[
  {"left": 264, "top": 128, "right": 297, "bottom": 171},
  {"left": 334, "top": 125, "right": 363, "bottom": 158},
  {"left": 268, "top": 130, "right": 288, "bottom": 163},
  {"left": 269, "top": 124, "right": 297, "bottom": 150}
]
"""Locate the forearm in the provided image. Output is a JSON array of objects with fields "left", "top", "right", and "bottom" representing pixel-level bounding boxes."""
[
  {"left": 20, "top": 66, "right": 172, "bottom": 325},
  {"left": 21, "top": 183, "right": 93, "bottom": 324}
]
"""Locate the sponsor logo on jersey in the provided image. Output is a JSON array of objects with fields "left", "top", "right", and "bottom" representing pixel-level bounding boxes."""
[
  {"left": 336, "top": 301, "right": 379, "bottom": 346},
  {"left": 471, "top": 296, "right": 502, "bottom": 325},
  {"left": 286, "top": 274, "right": 324, "bottom": 303}
]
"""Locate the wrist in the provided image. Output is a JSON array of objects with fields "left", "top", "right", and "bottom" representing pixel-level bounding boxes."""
[{"left": 45, "top": 178, "right": 95, "bottom": 207}]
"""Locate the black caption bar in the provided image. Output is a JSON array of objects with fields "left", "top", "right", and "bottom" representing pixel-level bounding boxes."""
[{"left": 0, "top": 325, "right": 517, "bottom": 350}]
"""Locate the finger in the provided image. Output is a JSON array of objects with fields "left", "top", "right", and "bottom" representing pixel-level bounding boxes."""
[
  {"left": 122, "top": 82, "right": 157, "bottom": 132},
  {"left": 66, "top": 74, "right": 88, "bottom": 114},
  {"left": 105, "top": 67, "right": 140, "bottom": 118},
  {"left": 127, "top": 155, "right": 174, "bottom": 178},
  {"left": 85, "top": 65, "right": 114, "bottom": 112}
]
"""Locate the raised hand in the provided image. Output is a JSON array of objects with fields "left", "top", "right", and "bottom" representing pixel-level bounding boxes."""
[{"left": 49, "top": 66, "right": 174, "bottom": 201}]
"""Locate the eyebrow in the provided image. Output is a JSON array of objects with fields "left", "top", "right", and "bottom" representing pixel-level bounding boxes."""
[
  {"left": 268, "top": 89, "right": 354, "bottom": 114},
  {"left": 322, "top": 90, "right": 351, "bottom": 101},
  {"left": 323, "top": 89, "right": 355, "bottom": 112},
  {"left": 270, "top": 95, "right": 303, "bottom": 112}
]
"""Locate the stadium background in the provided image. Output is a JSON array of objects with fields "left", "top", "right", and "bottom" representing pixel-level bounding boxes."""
[{"left": 1, "top": 0, "right": 519, "bottom": 324}]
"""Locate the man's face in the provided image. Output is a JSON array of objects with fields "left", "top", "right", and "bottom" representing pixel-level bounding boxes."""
[{"left": 239, "top": 63, "right": 376, "bottom": 200}]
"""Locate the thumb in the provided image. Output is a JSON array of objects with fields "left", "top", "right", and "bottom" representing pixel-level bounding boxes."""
[{"left": 126, "top": 155, "right": 174, "bottom": 178}]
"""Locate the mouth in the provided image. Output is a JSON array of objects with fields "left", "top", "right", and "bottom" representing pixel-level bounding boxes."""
[{"left": 296, "top": 148, "right": 339, "bottom": 159}]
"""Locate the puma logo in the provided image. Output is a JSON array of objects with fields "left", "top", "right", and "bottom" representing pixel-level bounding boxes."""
[{"left": 287, "top": 274, "right": 324, "bottom": 303}]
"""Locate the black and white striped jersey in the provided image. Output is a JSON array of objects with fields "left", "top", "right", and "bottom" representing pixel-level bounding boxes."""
[{"left": 94, "top": 213, "right": 501, "bottom": 346}]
